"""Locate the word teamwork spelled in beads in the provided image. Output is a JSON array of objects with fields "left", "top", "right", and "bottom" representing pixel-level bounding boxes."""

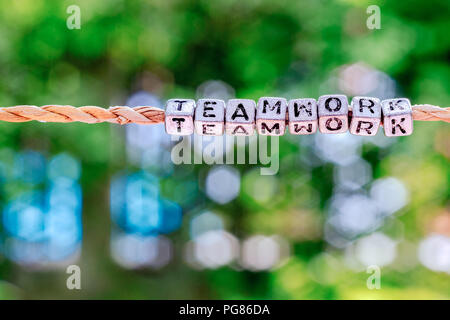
[{"left": 164, "top": 95, "right": 413, "bottom": 137}]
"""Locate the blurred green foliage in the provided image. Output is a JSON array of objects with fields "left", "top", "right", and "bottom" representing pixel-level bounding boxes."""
[{"left": 0, "top": 0, "right": 449, "bottom": 299}]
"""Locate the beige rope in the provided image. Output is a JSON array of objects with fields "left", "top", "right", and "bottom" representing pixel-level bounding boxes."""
[
  {"left": 0, "top": 104, "right": 448, "bottom": 124},
  {"left": 412, "top": 104, "right": 450, "bottom": 123},
  {"left": 0, "top": 105, "right": 165, "bottom": 125}
]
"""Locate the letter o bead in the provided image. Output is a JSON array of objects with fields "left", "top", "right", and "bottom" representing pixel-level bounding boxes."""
[
  {"left": 318, "top": 94, "right": 349, "bottom": 134},
  {"left": 381, "top": 98, "right": 413, "bottom": 137},
  {"left": 165, "top": 99, "right": 196, "bottom": 135},
  {"left": 225, "top": 99, "right": 256, "bottom": 136},
  {"left": 256, "top": 97, "right": 288, "bottom": 136},
  {"left": 349, "top": 97, "right": 381, "bottom": 136},
  {"left": 194, "top": 99, "right": 225, "bottom": 136}
]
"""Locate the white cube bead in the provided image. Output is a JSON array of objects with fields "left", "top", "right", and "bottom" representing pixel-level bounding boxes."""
[
  {"left": 381, "top": 98, "right": 413, "bottom": 137},
  {"left": 194, "top": 99, "right": 225, "bottom": 136},
  {"left": 349, "top": 97, "right": 381, "bottom": 136},
  {"left": 288, "top": 98, "right": 318, "bottom": 135},
  {"left": 318, "top": 94, "right": 349, "bottom": 134},
  {"left": 256, "top": 97, "right": 287, "bottom": 136},
  {"left": 225, "top": 99, "right": 256, "bottom": 136},
  {"left": 165, "top": 99, "right": 195, "bottom": 135}
]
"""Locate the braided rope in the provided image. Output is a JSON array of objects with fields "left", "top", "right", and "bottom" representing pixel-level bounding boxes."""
[
  {"left": 0, "top": 104, "right": 448, "bottom": 124},
  {"left": 412, "top": 104, "right": 450, "bottom": 122},
  {"left": 0, "top": 105, "right": 164, "bottom": 125}
]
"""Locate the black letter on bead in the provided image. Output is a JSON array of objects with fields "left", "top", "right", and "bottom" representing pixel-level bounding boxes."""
[
  {"left": 231, "top": 104, "right": 249, "bottom": 121},
  {"left": 263, "top": 100, "right": 282, "bottom": 114},
  {"left": 293, "top": 123, "right": 313, "bottom": 133},
  {"left": 261, "top": 122, "right": 280, "bottom": 135},
  {"left": 359, "top": 99, "right": 375, "bottom": 114},
  {"left": 232, "top": 125, "right": 248, "bottom": 135},
  {"left": 325, "top": 117, "right": 343, "bottom": 131},
  {"left": 202, "top": 124, "right": 216, "bottom": 135},
  {"left": 391, "top": 118, "right": 406, "bottom": 135},
  {"left": 294, "top": 102, "right": 313, "bottom": 117},
  {"left": 203, "top": 101, "right": 217, "bottom": 117},
  {"left": 325, "top": 97, "right": 341, "bottom": 112},
  {"left": 172, "top": 118, "right": 186, "bottom": 133},
  {"left": 356, "top": 121, "right": 374, "bottom": 134},
  {"left": 389, "top": 100, "right": 405, "bottom": 111},
  {"left": 173, "top": 100, "right": 186, "bottom": 111}
]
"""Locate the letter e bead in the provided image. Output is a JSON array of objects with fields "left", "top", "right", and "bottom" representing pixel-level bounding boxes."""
[
  {"left": 349, "top": 97, "right": 381, "bottom": 136},
  {"left": 381, "top": 98, "right": 413, "bottom": 137},
  {"left": 225, "top": 99, "right": 256, "bottom": 136},
  {"left": 194, "top": 99, "right": 225, "bottom": 135},
  {"left": 318, "top": 95, "right": 349, "bottom": 134},
  {"left": 288, "top": 98, "right": 318, "bottom": 135},
  {"left": 256, "top": 97, "right": 287, "bottom": 136},
  {"left": 165, "top": 99, "right": 195, "bottom": 135}
]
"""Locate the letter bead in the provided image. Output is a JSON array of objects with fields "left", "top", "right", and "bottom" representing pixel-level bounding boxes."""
[
  {"left": 381, "top": 98, "right": 413, "bottom": 137},
  {"left": 256, "top": 97, "right": 287, "bottom": 136},
  {"left": 318, "top": 94, "right": 349, "bottom": 134},
  {"left": 349, "top": 97, "right": 381, "bottom": 136},
  {"left": 165, "top": 99, "right": 196, "bottom": 135},
  {"left": 288, "top": 98, "right": 318, "bottom": 135},
  {"left": 194, "top": 99, "right": 225, "bottom": 136},
  {"left": 225, "top": 99, "right": 256, "bottom": 136}
]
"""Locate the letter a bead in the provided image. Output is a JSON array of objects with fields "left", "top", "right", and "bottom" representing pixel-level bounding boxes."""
[
  {"left": 318, "top": 94, "right": 349, "bottom": 134},
  {"left": 381, "top": 98, "right": 413, "bottom": 136},
  {"left": 194, "top": 99, "right": 225, "bottom": 136},
  {"left": 165, "top": 99, "right": 196, "bottom": 135},
  {"left": 349, "top": 97, "right": 381, "bottom": 136},
  {"left": 225, "top": 99, "right": 256, "bottom": 136},
  {"left": 288, "top": 98, "right": 318, "bottom": 135},
  {"left": 256, "top": 97, "right": 288, "bottom": 136}
]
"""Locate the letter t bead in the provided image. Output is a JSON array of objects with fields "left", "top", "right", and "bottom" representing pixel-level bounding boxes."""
[{"left": 165, "top": 99, "right": 196, "bottom": 135}]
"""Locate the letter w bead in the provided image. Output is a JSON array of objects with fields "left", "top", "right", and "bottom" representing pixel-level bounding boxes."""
[{"left": 288, "top": 98, "right": 318, "bottom": 135}]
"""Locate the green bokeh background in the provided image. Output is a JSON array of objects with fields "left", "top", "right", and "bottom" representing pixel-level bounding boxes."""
[{"left": 0, "top": 0, "right": 449, "bottom": 299}]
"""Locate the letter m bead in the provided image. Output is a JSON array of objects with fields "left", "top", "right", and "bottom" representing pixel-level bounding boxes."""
[
  {"left": 349, "top": 97, "right": 381, "bottom": 136},
  {"left": 318, "top": 94, "right": 349, "bottom": 134},
  {"left": 256, "top": 97, "right": 287, "bottom": 136},
  {"left": 165, "top": 99, "right": 195, "bottom": 135},
  {"left": 288, "top": 98, "right": 318, "bottom": 135},
  {"left": 225, "top": 99, "right": 256, "bottom": 136},
  {"left": 194, "top": 99, "right": 225, "bottom": 136},
  {"left": 381, "top": 98, "right": 413, "bottom": 137}
]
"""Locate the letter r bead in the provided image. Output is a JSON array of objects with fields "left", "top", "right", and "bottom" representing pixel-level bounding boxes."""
[
  {"left": 381, "top": 98, "right": 413, "bottom": 137},
  {"left": 318, "top": 95, "right": 349, "bottom": 134},
  {"left": 165, "top": 99, "right": 195, "bottom": 135},
  {"left": 349, "top": 97, "right": 381, "bottom": 136}
]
